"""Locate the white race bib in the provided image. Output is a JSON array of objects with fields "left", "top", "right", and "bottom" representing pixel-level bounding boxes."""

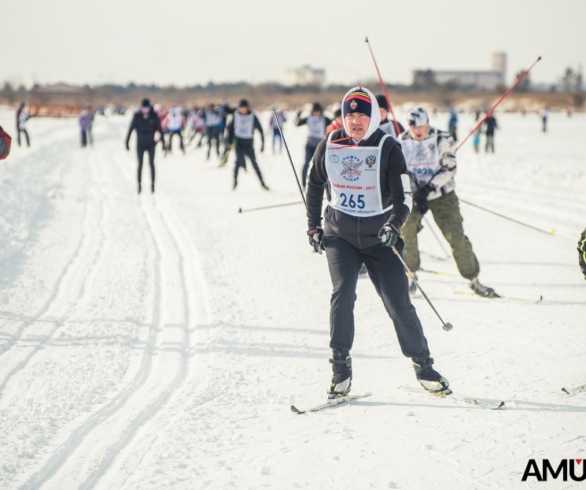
[
  {"left": 205, "top": 110, "right": 221, "bottom": 127},
  {"left": 234, "top": 113, "right": 254, "bottom": 139},
  {"left": 400, "top": 132, "right": 440, "bottom": 186},
  {"left": 325, "top": 135, "right": 389, "bottom": 217},
  {"left": 307, "top": 115, "right": 325, "bottom": 139}
]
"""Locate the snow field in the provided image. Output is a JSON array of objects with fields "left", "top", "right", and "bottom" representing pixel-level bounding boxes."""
[{"left": 0, "top": 107, "right": 584, "bottom": 489}]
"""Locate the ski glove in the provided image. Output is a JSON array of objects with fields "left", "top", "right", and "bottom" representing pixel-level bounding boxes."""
[
  {"left": 378, "top": 224, "right": 401, "bottom": 248},
  {"left": 413, "top": 184, "right": 434, "bottom": 215},
  {"left": 307, "top": 227, "right": 324, "bottom": 254}
]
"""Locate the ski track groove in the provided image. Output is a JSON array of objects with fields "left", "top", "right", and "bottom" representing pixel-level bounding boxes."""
[
  {"left": 29, "top": 146, "right": 197, "bottom": 490},
  {"left": 92, "top": 195, "right": 204, "bottom": 490},
  {"left": 0, "top": 151, "right": 105, "bottom": 400},
  {"left": 12, "top": 142, "right": 162, "bottom": 489}
]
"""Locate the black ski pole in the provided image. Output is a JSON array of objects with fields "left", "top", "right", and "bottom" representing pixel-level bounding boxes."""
[
  {"left": 459, "top": 198, "right": 555, "bottom": 236},
  {"left": 239, "top": 201, "right": 303, "bottom": 214},
  {"left": 272, "top": 109, "right": 306, "bottom": 207},
  {"left": 391, "top": 247, "right": 453, "bottom": 332}
]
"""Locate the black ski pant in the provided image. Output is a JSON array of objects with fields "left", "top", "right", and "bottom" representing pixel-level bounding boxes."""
[
  {"left": 485, "top": 134, "right": 495, "bottom": 153},
  {"left": 167, "top": 130, "right": 184, "bottom": 153},
  {"left": 302, "top": 142, "right": 319, "bottom": 189},
  {"left": 234, "top": 146, "right": 265, "bottom": 187},
  {"left": 206, "top": 126, "right": 220, "bottom": 157},
  {"left": 81, "top": 129, "right": 92, "bottom": 147},
  {"left": 137, "top": 144, "right": 155, "bottom": 187},
  {"left": 323, "top": 234, "right": 431, "bottom": 359},
  {"left": 17, "top": 129, "right": 30, "bottom": 147}
]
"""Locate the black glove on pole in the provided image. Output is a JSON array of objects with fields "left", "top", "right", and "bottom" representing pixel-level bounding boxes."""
[
  {"left": 378, "top": 224, "right": 401, "bottom": 248},
  {"left": 413, "top": 184, "right": 433, "bottom": 215},
  {"left": 307, "top": 227, "right": 324, "bottom": 254}
]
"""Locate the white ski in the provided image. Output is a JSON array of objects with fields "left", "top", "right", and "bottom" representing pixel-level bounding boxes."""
[
  {"left": 290, "top": 392, "right": 372, "bottom": 414},
  {"left": 400, "top": 386, "right": 505, "bottom": 410}
]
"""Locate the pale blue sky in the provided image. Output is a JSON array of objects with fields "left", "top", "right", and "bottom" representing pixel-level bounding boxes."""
[{"left": 3, "top": 0, "right": 585, "bottom": 88}]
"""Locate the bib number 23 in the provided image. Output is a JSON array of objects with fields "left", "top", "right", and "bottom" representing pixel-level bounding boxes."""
[{"left": 340, "top": 193, "right": 365, "bottom": 209}]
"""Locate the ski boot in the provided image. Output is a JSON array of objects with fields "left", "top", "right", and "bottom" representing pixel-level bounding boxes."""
[
  {"left": 328, "top": 349, "right": 352, "bottom": 399},
  {"left": 412, "top": 357, "right": 449, "bottom": 393},
  {"left": 468, "top": 277, "right": 499, "bottom": 298},
  {"left": 408, "top": 273, "right": 418, "bottom": 296}
]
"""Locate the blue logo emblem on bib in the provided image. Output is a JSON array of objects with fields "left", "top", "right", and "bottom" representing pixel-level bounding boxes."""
[
  {"left": 340, "top": 156, "right": 363, "bottom": 182},
  {"left": 330, "top": 155, "right": 339, "bottom": 163}
]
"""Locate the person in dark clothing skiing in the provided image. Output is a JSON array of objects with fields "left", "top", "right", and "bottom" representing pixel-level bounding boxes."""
[
  {"left": 125, "top": 98, "right": 164, "bottom": 194},
  {"left": 306, "top": 86, "right": 449, "bottom": 399},
  {"left": 484, "top": 112, "right": 498, "bottom": 153},
  {"left": 203, "top": 104, "right": 222, "bottom": 160},
  {"left": 376, "top": 94, "right": 404, "bottom": 139},
  {"left": 16, "top": 102, "right": 30, "bottom": 147},
  {"left": 579, "top": 227, "right": 586, "bottom": 280},
  {"left": 296, "top": 102, "right": 332, "bottom": 189},
  {"left": 225, "top": 99, "right": 268, "bottom": 190}
]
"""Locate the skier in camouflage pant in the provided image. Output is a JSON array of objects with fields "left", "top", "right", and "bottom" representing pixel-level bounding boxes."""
[{"left": 398, "top": 106, "right": 498, "bottom": 298}]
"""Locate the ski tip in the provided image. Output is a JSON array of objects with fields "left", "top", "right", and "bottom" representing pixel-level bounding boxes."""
[
  {"left": 290, "top": 405, "right": 305, "bottom": 414},
  {"left": 443, "top": 322, "right": 454, "bottom": 332},
  {"left": 238, "top": 207, "right": 242, "bottom": 213},
  {"left": 538, "top": 295, "right": 543, "bottom": 302},
  {"left": 561, "top": 387, "right": 570, "bottom": 395},
  {"left": 495, "top": 401, "right": 506, "bottom": 409},
  {"left": 549, "top": 229, "right": 555, "bottom": 235}
]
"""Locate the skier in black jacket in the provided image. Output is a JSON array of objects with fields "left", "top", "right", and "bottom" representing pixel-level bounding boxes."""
[
  {"left": 125, "top": 98, "right": 164, "bottom": 194},
  {"left": 306, "top": 86, "right": 449, "bottom": 399},
  {"left": 225, "top": 99, "right": 268, "bottom": 190}
]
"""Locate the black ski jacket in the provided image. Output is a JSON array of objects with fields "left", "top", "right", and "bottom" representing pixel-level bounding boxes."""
[
  {"left": 125, "top": 109, "right": 163, "bottom": 148},
  {"left": 306, "top": 127, "right": 411, "bottom": 250}
]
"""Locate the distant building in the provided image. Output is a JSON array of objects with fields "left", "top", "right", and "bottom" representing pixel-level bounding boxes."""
[
  {"left": 285, "top": 65, "right": 325, "bottom": 88},
  {"left": 413, "top": 53, "right": 507, "bottom": 90},
  {"left": 29, "top": 83, "right": 94, "bottom": 117}
]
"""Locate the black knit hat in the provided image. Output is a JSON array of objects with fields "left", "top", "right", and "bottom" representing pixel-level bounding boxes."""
[
  {"left": 343, "top": 88, "right": 372, "bottom": 118},
  {"left": 312, "top": 102, "right": 323, "bottom": 113},
  {"left": 239, "top": 98, "right": 249, "bottom": 108},
  {"left": 334, "top": 107, "right": 342, "bottom": 118},
  {"left": 141, "top": 98, "right": 150, "bottom": 107},
  {"left": 375, "top": 94, "right": 389, "bottom": 111}
]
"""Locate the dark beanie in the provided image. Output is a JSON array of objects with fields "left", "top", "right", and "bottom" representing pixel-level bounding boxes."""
[
  {"left": 375, "top": 94, "right": 389, "bottom": 111},
  {"left": 334, "top": 107, "right": 342, "bottom": 118},
  {"left": 343, "top": 88, "right": 372, "bottom": 118},
  {"left": 141, "top": 98, "right": 150, "bottom": 107},
  {"left": 312, "top": 102, "right": 323, "bottom": 113},
  {"left": 239, "top": 98, "right": 249, "bottom": 108}
]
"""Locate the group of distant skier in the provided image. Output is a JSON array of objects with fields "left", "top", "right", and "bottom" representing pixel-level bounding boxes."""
[{"left": 124, "top": 98, "right": 272, "bottom": 193}]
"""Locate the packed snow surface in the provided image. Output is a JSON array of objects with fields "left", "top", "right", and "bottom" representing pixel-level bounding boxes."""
[{"left": 0, "top": 107, "right": 585, "bottom": 489}]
